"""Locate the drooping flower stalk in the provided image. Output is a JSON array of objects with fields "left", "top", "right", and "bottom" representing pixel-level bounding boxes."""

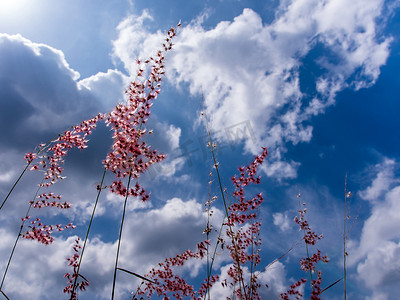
[
  {"left": 0, "top": 114, "right": 103, "bottom": 297},
  {"left": 0, "top": 128, "right": 75, "bottom": 212},
  {"left": 20, "top": 114, "right": 104, "bottom": 244}
]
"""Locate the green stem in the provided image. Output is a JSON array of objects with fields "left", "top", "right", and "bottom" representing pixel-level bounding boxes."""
[
  {"left": 111, "top": 171, "right": 133, "bottom": 300},
  {"left": 344, "top": 173, "right": 348, "bottom": 300},
  {"left": 0, "top": 181, "right": 42, "bottom": 291},
  {"left": 70, "top": 168, "right": 107, "bottom": 299},
  {"left": 202, "top": 107, "right": 248, "bottom": 300},
  {"left": 0, "top": 164, "right": 30, "bottom": 211},
  {"left": 0, "top": 129, "right": 69, "bottom": 212}
]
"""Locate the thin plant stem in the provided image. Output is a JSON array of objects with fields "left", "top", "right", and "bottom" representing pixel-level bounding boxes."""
[
  {"left": 202, "top": 210, "right": 227, "bottom": 300},
  {"left": 70, "top": 168, "right": 107, "bottom": 299},
  {"left": 0, "top": 289, "right": 10, "bottom": 300},
  {"left": 131, "top": 281, "right": 144, "bottom": 300},
  {"left": 297, "top": 194, "right": 313, "bottom": 282},
  {"left": 263, "top": 241, "right": 300, "bottom": 271},
  {"left": 206, "top": 172, "right": 212, "bottom": 300},
  {"left": 201, "top": 106, "right": 248, "bottom": 300},
  {"left": 249, "top": 220, "right": 254, "bottom": 300},
  {"left": 0, "top": 163, "right": 30, "bottom": 211},
  {"left": 0, "top": 181, "right": 42, "bottom": 291},
  {"left": 111, "top": 170, "right": 133, "bottom": 300},
  {"left": 344, "top": 173, "right": 348, "bottom": 300},
  {"left": 0, "top": 129, "right": 73, "bottom": 212}
]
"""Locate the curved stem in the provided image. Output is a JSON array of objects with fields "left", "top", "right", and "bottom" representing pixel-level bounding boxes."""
[{"left": 111, "top": 171, "right": 133, "bottom": 300}]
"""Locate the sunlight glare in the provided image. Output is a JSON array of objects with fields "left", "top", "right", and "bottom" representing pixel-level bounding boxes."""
[{"left": 0, "top": 0, "right": 29, "bottom": 16}]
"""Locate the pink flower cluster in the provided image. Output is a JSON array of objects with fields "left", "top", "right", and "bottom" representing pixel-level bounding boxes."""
[
  {"left": 135, "top": 148, "right": 268, "bottom": 300},
  {"left": 21, "top": 217, "right": 75, "bottom": 245},
  {"left": 221, "top": 147, "right": 268, "bottom": 299},
  {"left": 279, "top": 278, "right": 307, "bottom": 300},
  {"left": 26, "top": 113, "right": 103, "bottom": 188},
  {"left": 21, "top": 114, "right": 103, "bottom": 245},
  {"left": 63, "top": 238, "right": 89, "bottom": 299},
  {"left": 300, "top": 250, "right": 329, "bottom": 273},
  {"left": 137, "top": 241, "right": 219, "bottom": 300},
  {"left": 294, "top": 205, "right": 323, "bottom": 246},
  {"left": 30, "top": 192, "right": 70, "bottom": 209},
  {"left": 229, "top": 148, "right": 267, "bottom": 225},
  {"left": 280, "top": 202, "right": 329, "bottom": 300},
  {"left": 104, "top": 26, "right": 180, "bottom": 200}
]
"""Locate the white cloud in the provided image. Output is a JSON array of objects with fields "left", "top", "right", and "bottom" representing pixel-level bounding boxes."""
[
  {"left": 209, "top": 261, "right": 288, "bottom": 299},
  {"left": 112, "top": 1, "right": 392, "bottom": 179},
  {"left": 0, "top": 33, "right": 127, "bottom": 149},
  {"left": 112, "top": 10, "right": 165, "bottom": 75},
  {"left": 349, "top": 158, "right": 400, "bottom": 297},
  {"left": 273, "top": 211, "right": 291, "bottom": 231},
  {"left": 0, "top": 197, "right": 215, "bottom": 299},
  {"left": 78, "top": 69, "right": 128, "bottom": 112},
  {"left": 359, "top": 158, "right": 397, "bottom": 203}
]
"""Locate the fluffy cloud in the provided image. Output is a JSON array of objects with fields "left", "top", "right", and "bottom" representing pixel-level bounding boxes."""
[
  {"left": 0, "top": 197, "right": 213, "bottom": 299},
  {"left": 112, "top": 0, "right": 392, "bottom": 179},
  {"left": 0, "top": 32, "right": 192, "bottom": 299},
  {"left": 78, "top": 69, "right": 127, "bottom": 112},
  {"left": 112, "top": 10, "right": 165, "bottom": 75},
  {"left": 273, "top": 211, "right": 291, "bottom": 231},
  {"left": 358, "top": 158, "right": 397, "bottom": 203},
  {"left": 209, "top": 262, "right": 288, "bottom": 298},
  {"left": 0, "top": 33, "right": 123, "bottom": 151},
  {"left": 0, "top": 30, "right": 186, "bottom": 218},
  {"left": 349, "top": 158, "right": 400, "bottom": 298}
]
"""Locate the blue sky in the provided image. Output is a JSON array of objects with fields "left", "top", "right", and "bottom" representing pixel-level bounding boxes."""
[{"left": 0, "top": 0, "right": 400, "bottom": 299}]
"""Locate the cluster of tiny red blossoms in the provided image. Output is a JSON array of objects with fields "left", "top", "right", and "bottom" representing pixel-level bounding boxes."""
[
  {"left": 20, "top": 217, "right": 75, "bottom": 245},
  {"left": 136, "top": 148, "right": 268, "bottom": 300},
  {"left": 136, "top": 240, "right": 219, "bottom": 300},
  {"left": 21, "top": 114, "right": 104, "bottom": 245},
  {"left": 104, "top": 25, "right": 180, "bottom": 201},
  {"left": 280, "top": 202, "right": 329, "bottom": 300},
  {"left": 218, "top": 147, "right": 268, "bottom": 300},
  {"left": 63, "top": 238, "right": 89, "bottom": 299},
  {"left": 279, "top": 278, "right": 307, "bottom": 300},
  {"left": 294, "top": 205, "right": 323, "bottom": 246},
  {"left": 27, "top": 113, "right": 104, "bottom": 188}
]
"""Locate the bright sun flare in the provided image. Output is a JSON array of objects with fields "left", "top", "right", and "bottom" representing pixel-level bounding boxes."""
[{"left": 0, "top": 0, "right": 26, "bottom": 13}]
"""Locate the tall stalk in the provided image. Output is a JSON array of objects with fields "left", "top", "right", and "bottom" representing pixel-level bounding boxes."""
[
  {"left": 0, "top": 164, "right": 30, "bottom": 211},
  {"left": 69, "top": 168, "right": 107, "bottom": 299},
  {"left": 343, "top": 174, "right": 348, "bottom": 300},
  {"left": 297, "top": 193, "right": 313, "bottom": 282},
  {"left": 0, "top": 181, "right": 42, "bottom": 292},
  {"left": 201, "top": 108, "right": 248, "bottom": 300},
  {"left": 0, "top": 130, "right": 73, "bottom": 212},
  {"left": 111, "top": 171, "right": 133, "bottom": 300}
]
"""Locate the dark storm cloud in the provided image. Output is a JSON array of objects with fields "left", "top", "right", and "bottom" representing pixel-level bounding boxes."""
[{"left": 0, "top": 33, "right": 99, "bottom": 151}]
